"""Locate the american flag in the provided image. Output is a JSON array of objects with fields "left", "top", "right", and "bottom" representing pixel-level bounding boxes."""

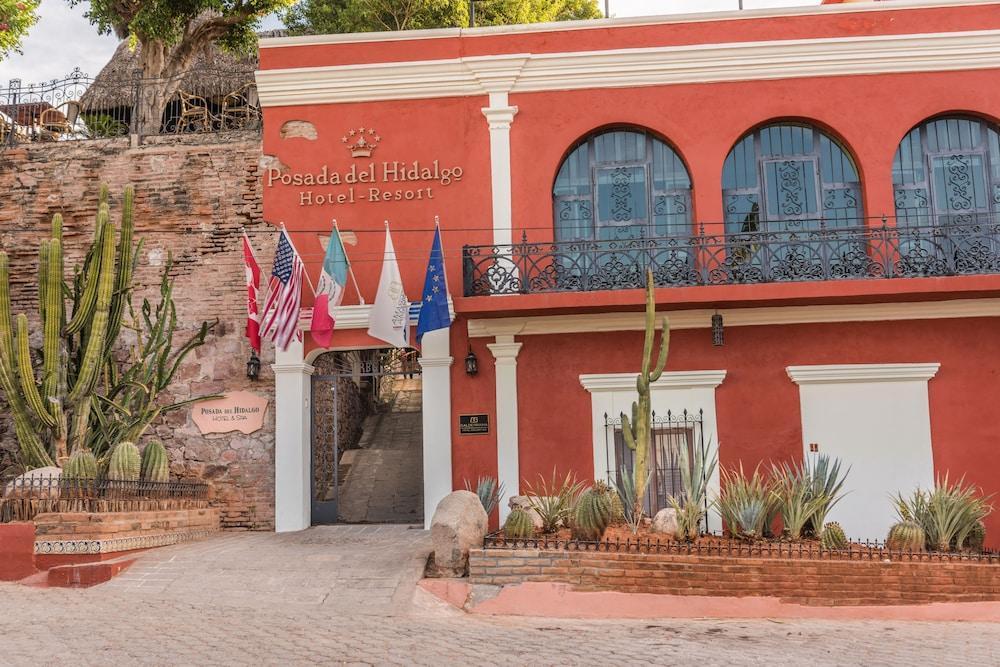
[{"left": 260, "top": 230, "right": 304, "bottom": 351}]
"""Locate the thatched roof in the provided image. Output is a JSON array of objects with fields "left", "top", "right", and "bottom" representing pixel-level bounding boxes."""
[{"left": 80, "top": 40, "right": 258, "bottom": 111}]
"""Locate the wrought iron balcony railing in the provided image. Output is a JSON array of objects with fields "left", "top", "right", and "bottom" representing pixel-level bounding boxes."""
[{"left": 462, "top": 218, "right": 1000, "bottom": 297}]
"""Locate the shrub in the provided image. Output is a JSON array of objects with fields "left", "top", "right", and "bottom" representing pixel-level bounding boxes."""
[
  {"left": 524, "top": 469, "right": 583, "bottom": 533},
  {"left": 892, "top": 475, "right": 993, "bottom": 552},
  {"left": 667, "top": 438, "right": 718, "bottom": 542},
  {"left": 715, "top": 464, "right": 775, "bottom": 540}
]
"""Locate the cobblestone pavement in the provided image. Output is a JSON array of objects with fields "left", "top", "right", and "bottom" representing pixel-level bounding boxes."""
[
  {"left": 3, "top": 526, "right": 999, "bottom": 666},
  {"left": 339, "top": 379, "right": 423, "bottom": 524}
]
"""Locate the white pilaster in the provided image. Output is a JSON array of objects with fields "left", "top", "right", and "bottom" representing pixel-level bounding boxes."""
[
  {"left": 418, "top": 328, "right": 454, "bottom": 529},
  {"left": 272, "top": 338, "right": 314, "bottom": 533},
  {"left": 482, "top": 91, "right": 518, "bottom": 248},
  {"left": 487, "top": 334, "right": 522, "bottom": 521}
]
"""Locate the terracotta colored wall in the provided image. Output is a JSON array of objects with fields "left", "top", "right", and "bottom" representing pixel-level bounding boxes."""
[{"left": 502, "top": 317, "right": 1000, "bottom": 546}]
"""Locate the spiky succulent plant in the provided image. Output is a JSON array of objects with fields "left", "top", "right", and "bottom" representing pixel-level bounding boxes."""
[
  {"left": 140, "top": 440, "right": 169, "bottom": 483},
  {"left": 504, "top": 507, "right": 535, "bottom": 540},
  {"left": 108, "top": 441, "right": 140, "bottom": 482},
  {"left": 820, "top": 521, "right": 848, "bottom": 550},
  {"left": 887, "top": 520, "right": 926, "bottom": 552},
  {"left": 571, "top": 487, "right": 612, "bottom": 541}
]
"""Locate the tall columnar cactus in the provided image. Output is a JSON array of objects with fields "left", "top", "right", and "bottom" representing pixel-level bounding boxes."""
[
  {"left": 108, "top": 441, "right": 141, "bottom": 482},
  {"left": 620, "top": 268, "right": 669, "bottom": 509},
  {"left": 0, "top": 184, "right": 216, "bottom": 470},
  {"left": 141, "top": 440, "right": 170, "bottom": 483},
  {"left": 571, "top": 487, "right": 613, "bottom": 541}
]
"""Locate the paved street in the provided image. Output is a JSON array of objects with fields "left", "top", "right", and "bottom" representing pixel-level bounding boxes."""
[
  {"left": 339, "top": 380, "right": 423, "bottom": 524},
  {"left": 2, "top": 526, "right": 999, "bottom": 666}
]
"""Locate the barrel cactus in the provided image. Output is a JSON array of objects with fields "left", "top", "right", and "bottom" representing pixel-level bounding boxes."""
[
  {"left": 63, "top": 449, "right": 98, "bottom": 480},
  {"left": 140, "top": 440, "right": 170, "bottom": 483},
  {"left": 592, "top": 479, "right": 624, "bottom": 523},
  {"left": 504, "top": 507, "right": 535, "bottom": 539},
  {"left": 108, "top": 441, "right": 141, "bottom": 482},
  {"left": 887, "top": 520, "right": 926, "bottom": 552},
  {"left": 571, "top": 487, "right": 613, "bottom": 541},
  {"left": 820, "top": 521, "right": 847, "bottom": 550},
  {"left": 968, "top": 520, "right": 986, "bottom": 552}
]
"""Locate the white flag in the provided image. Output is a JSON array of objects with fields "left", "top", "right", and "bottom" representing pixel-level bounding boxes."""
[{"left": 367, "top": 227, "right": 410, "bottom": 348}]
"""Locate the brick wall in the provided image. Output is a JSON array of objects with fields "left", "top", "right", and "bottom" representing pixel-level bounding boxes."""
[
  {"left": 469, "top": 549, "right": 1000, "bottom": 606},
  {"left": 34, "top": 508, "right": 220, "bottom": 541},
  {"left": 0, "top": 132, "right": 275, "bottom": 529}
]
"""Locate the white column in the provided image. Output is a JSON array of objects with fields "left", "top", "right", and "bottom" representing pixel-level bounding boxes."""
[
  {"left": 482, "top": 91, "right": 518, "bottom": 248},
  {"left": 272, "top": 338, "right": 314, "bottom": 533},
  {"left": 418, "top": 328, "right": 454, "bottom": 529},
  {"left": 487, "top": 334, "right": 522, "bottom": 521}
]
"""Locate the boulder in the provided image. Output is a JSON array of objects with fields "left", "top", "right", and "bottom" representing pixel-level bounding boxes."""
[
  {"left": 507, "top": 495, "right": 544, "bottom": 529},
  {"left": 651, "top": 508, "right": 679, "bottom": 539},
  {"left": 431, "top": 490, "right": 488, "bottom": 576},
  {"left": 4, "top": 467, "right": 62, "bottom": 500}
]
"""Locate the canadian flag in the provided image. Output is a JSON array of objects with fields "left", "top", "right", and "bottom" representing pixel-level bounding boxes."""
[{"left": 242, "top": 231, "right": 262, "bottom": 354}]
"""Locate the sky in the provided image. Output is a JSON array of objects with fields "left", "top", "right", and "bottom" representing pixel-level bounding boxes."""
[{"left": 0, "top": 0, "right": 820, "bottom": 84}]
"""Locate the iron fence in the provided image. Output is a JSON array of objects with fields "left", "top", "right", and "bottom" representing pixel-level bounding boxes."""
[
  {"left": 483, "top": 532, "right": 1000, "bottom": 564},
  {"left": 462, "top": 214, "right": 1000, "bottom": 296},
  {"left": 1, "top": 474, "right": 210, "bottom": 522},
  {"left": 604, "top": 409, "right": 706, "bottom": 522},
  {"left": 0, "top": 67, "right": 259, "bottom": 147}
]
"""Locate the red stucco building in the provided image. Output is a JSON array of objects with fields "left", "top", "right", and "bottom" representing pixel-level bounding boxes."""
[{"left": 256, "top": 0, "right": 1000, "bottom": 547}]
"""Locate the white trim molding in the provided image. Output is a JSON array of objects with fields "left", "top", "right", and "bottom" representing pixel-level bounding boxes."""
[
  {"left": 487, "top": 335, "right": 522, "bottom": 521},
  {"left": 418, "top": 328, "right": 454, "bottom": 529},
  {"left": 787, "top": 363, "right": 940, "bottom": 385},
  {"left": 260, "top": 1, "right": 1000, "bottom": 48},
  {"left": 300, "top": 299, "right": 456, "bottom": 332},
  {"left": 579, "top": 370, "right": 727, "bottom": 392},
  {"left": 482, "top": 91, "right": 518, "bottom": 248},
  {"left": 256, "top": 29, "right": 1000, "bottom": 107},
  {"left": 466, "top": 298, "right": 1000, "bottom": 338}
]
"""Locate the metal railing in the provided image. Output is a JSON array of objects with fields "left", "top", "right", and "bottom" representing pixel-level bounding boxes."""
[
  {"left": 1, "top": 474, "right": 210, "bottom": 522},
  {"left": 0, "top": 67, "right": 260, "bottom": 147},
  {"left": 462, "top": 215, "right": 1000, "bottom": 296},
  {"left": 483, "top": 532, "right": 1000, "bottom": 563}
]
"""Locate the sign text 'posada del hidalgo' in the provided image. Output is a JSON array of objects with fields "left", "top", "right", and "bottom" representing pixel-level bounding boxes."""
[{"left": 266, "top": 126, "right": 464, "bottom": 207}]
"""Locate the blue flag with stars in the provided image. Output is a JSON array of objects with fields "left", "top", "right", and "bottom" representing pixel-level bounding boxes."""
[{"left": 416, "top": 226, "right": 451, "bottom": 343}]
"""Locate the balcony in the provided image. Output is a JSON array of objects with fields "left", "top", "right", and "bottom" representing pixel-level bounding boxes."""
[{"left": 462, "top": 218, "right": 1000, "bottom": 297}]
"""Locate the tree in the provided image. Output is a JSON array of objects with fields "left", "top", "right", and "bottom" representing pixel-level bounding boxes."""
[
  {"left": 69, "top": 0, "right": 296, "bottom": 134},
  {"left": 0, "top": 0, "right": 39, "bottom": 61},
  {"left": 284, "top": 0, "right": 600, "bottom": 35}
]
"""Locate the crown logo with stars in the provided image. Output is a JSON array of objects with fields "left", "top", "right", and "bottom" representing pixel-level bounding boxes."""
[{"left": 341, "top": 127, "right": 381, "bottom": 158}]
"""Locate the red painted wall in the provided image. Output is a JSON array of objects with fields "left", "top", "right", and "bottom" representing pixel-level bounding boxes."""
[{"left": 497, "top": 316, "right": 1000, "bottom": 548}]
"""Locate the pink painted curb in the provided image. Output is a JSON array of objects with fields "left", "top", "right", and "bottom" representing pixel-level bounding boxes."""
[{"left": 419, "top": 579, "right": 1000, "bottom": 623}]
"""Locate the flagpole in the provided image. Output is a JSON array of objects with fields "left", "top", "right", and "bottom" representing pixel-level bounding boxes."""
[
  {"left": 333, "top": 219, "right": 366, "bottom": 305},
  {"left": 434, "top": 215, "right": 452, "bottom": 309},
  {"left": 279, "top": 223, "right": 317, "bottom": 298}
]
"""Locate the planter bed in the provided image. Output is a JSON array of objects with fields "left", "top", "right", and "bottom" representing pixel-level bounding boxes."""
[{"left": 470, "top": 534, "right": 1000, "bottom": 606}]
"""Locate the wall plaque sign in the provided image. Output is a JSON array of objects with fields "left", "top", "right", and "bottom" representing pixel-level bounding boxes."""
[
  {"left": 192, "top": 391, "right": 269, "bottom": 435},
  {"left": 459, "top": 414, "right": 489, "bottom": 435}
]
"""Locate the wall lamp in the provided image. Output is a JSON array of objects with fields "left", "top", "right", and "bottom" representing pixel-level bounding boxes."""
[
  {"left": 246, "top": 350, "right": 261, "bottom": 380},
  {"left": 464, "top": 345, "right": 479, "bottom": 376},
  {"left": 712, "top": 312, "right": 724, "bottom": 347}
]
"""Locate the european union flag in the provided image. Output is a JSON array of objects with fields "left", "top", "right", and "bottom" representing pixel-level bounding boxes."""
[{"left": 416, "top": 226, "right": 451, "bottom": 344}]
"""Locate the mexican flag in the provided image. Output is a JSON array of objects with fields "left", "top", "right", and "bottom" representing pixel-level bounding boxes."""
[{"left": 311, "top": 226, "right": 350, "bottom": 347}]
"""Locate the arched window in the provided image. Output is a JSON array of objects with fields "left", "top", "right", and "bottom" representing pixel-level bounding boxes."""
[
  {"left": 893, "top": 115, "right": 1000, "bottom": 226},
  {"left": 553, "top": 128, "right": 692, "bottom": 242},
  {"left": 722, "top": 123, "right": 862, "bottom": 233}
]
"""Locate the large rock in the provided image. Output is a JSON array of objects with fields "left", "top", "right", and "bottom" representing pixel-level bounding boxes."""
[
  {"left": 431, "top": 490, "right": 488, "bottom": 576},
  {"left": 651, "top": 508, "right": 679, "bottom": 539},
  {"left": 508, "top": 495, "right": 544, "bottom": 529},
  {"left": 4, "top": 467, "right": 62, "bottom": 500}
]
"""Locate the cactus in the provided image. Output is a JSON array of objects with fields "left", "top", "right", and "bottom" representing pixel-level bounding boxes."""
[
  {"left": 619, "top": 268, "right": 669, "bottom": 509},
  {"left": 820, "top": 521, "right": 848, "bottom": 550},
  {"left": 571, "top": 487, "right": 613, "bottom": 541},
  {"left": 64, "top": 449, "right": 98, "bottom": 480},
  {"left": 141, "top": 440, "right": 170, "bottom": 483},
  {"left": 887, "top": 520, "right": 926, "bottom": 552},
  {"left": 503, "top": 507, "right": 535, "bottom": 540},
  {"left": 108, "top": 441, "right": 141, "bottom": 482},
  {"left": 0, "top": 184, "right": 216, "bottom": 469},
  {"left": 967, "top": 520, "right": 986, "bottom": 552},
  {"left": 592, "top": 480, "right": 624, "bottom": 523}
]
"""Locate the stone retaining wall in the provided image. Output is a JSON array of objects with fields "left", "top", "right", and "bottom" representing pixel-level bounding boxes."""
[{"left": 469, "top": 548, "right": 1000, "bottom": 606}]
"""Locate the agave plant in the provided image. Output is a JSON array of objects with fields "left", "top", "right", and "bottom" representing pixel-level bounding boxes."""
[
  {"left": 715, "top": 464, "right": 775, "bottom": 540},
  {"left": 893, "top": 475, "right": 993, "bottom": 552},
  {"left": 612, "top": 466, "right": 648, "bottom": 535},
  {"left": 803, "top": 455, "right": 850, "bottom": 535},
  {"left": 667, "top": 438, "right": 718, "bottom": 541},
  {"left": 524, "top": 469, "right": 583, "bottom": 533},
  {"left": 464, "top": 475, "right": 505, "bottom": 516},
  {"left": 771, "top": 461, "right": 828, "bottom": 541}
]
